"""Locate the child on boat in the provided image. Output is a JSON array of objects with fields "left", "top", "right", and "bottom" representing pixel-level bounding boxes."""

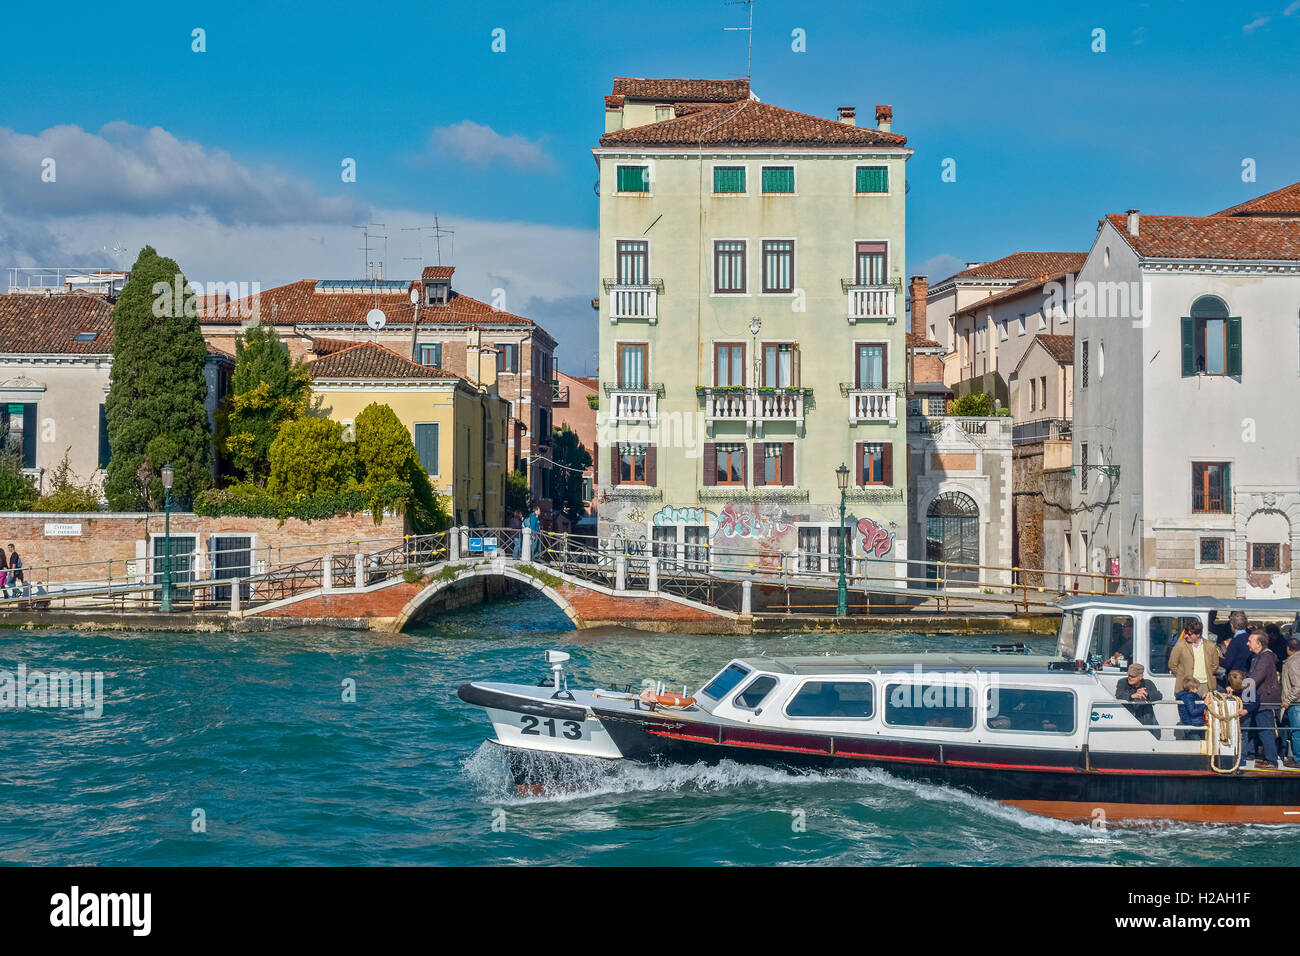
[{"left": 1175, "top": 677, "right": 1207, "bottom": 741}]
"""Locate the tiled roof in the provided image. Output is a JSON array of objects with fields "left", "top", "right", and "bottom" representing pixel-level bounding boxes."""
[
  {"left": 205, "top": 342, "right": 235, "bottom": 362},
  {"left": 1105, "top": 214, "right": 1300, "bottom": 260},
  {"left": 938, "top": 252, "right": 1087, "bottom": 285},
  {"left": 611, "top": 77, "right": 751, "bottom": 103},
  {"left": 956, "top": 267, "right": 1078, "bottom": 315},
  {"left": 421, "top": 265, "right": 455, "bottom": 280},
  {"left": 199, "top": 279, "right": 551, "bottom": 341},
  {"left": 308, "top": 342, "right": 460, "bottom": 382},
  {"left": 1034, "top": 333, "right": 1074, "bottom": 365},
  {"left": 0, "top": 293, "right": 114, "bottom": 354},
  {"left": 1212, "top": 181, "right": 1300, "bottom": 218},
  {"left": 306, "top": 336, "right": 355, "bottom": 356},
  {"left": 599, "top": 99, "right": 907, "bottom": 148},
  {"left": 906, "top": 331, "right": 942, "bottom": 349}
]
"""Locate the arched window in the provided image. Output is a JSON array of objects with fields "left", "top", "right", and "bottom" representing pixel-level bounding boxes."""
[
  {"left": 1182, "top": 296, "right": 1240, "bottom": 377},
  {"left": 926, "top": 492, "right": 980, "bottom": 584}
]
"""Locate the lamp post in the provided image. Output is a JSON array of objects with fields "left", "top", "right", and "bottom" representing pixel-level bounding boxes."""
[
  {"left": 836, "top": 462, "right": 850, "bottom": 617},
  {"left": 160, "top": 463, "right": 174, "bottom": 613}
]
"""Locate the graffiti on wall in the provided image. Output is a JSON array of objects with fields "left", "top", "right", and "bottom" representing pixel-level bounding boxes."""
[
  {"left": 856, "top": 516, "right": 897, "bottom": 558},
  {"left": 717, "top": 502, "right": 793, "bottom": 541}
]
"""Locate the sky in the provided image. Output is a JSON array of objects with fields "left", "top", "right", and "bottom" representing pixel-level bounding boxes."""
[{"left": 2, "top": 0, "right": 1298, "bottom": 376}]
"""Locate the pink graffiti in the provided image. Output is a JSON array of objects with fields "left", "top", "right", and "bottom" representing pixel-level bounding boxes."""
[
  {"left": 856, "top": 516, "right": 896, "bottom": 558},
  {"left": 717, "top": 502, "right": 791, "bottom": 540}
]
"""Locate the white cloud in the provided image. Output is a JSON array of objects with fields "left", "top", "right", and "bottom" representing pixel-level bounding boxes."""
[
  {"left": 426, "top": 121, "right": 554, "bottom": 170},
  {"left": 0, "top": 122, "right": 367, "bottom": 225},
  {"left": 1285, "top": 1, "right": 1300, "bottom": 16},
  {"left": 914, "top": 253, "right": 968, "bottom": 285},
  {"left": 1242, "top": 15, "right": 1271, "bottom": 33}
]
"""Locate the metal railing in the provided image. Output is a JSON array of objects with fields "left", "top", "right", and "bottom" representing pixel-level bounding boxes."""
[{"left": 1013, "top": 417, "right": 1072, "bottom": 444}]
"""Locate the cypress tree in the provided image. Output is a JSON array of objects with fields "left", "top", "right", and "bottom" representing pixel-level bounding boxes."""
[{"left": 103, "top": 246, "right": 212, "bottom": 510}]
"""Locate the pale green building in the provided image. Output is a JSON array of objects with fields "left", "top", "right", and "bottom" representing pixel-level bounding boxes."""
[{"left": 594, "top": 78, "right": 913, "bottom": 584}]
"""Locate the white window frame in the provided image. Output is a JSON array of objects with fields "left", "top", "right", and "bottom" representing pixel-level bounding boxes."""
[{"left": 1195, "top": 534, "right": 1230, "bottom": 570}]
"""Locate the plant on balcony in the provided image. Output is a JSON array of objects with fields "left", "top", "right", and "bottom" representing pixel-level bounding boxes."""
[
  {"left": 696, "top": 385, "right": 747, "bottom": 395},
  {"left": 586, "top": 394, "right": 599, "bottom": 410},
  {"left": 947, "top": 392, "right": 995, "bottom": 417}
]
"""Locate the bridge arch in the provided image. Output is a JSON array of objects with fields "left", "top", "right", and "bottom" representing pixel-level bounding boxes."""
[{"left": 392, "top": 564, "right": 582, "bottom": 632}]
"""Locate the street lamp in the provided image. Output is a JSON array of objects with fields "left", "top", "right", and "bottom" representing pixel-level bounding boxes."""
[
  {"left": 836, "top": 462, "right": 850, "bottom": 617},
  {"left": 160, "top": 463, "right": 174, "bottom": 613}
]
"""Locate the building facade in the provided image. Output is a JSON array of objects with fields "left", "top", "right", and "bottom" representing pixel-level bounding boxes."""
[
  {"left": 594, "top": 77, "right": 912, "bottom": 579},
  {"left": 552, "top": 369, "right": 598, "bottom": 526}
]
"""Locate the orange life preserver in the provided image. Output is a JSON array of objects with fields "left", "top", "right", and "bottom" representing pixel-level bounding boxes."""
[{"left": 639, "top": 690, "right": 696, "bottom": 709}]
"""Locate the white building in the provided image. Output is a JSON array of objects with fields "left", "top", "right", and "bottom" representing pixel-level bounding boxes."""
[{"left": 1070, "top": 191, "right": 1300, "bottom": 598}]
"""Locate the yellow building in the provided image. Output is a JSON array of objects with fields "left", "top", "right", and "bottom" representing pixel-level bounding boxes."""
[{"left": 309, "top": 342, "right": 509, "bottom": 527}]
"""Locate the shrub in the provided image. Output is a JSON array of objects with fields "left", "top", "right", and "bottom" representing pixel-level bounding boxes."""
[
  {"left": 267, "top": 417, "right": 356, "bottom": 497},
  {"left": 0, "top": 454, "right": 36, "bottom": 511},
  {"left": 353, "top": 403, "right": 449, "bottom": 534},
  {"left": 948, "top": 392, "right": 994, "bottom": 417},
  {"left": 32, "top": 450, "right": 102, "bottom": 512}
]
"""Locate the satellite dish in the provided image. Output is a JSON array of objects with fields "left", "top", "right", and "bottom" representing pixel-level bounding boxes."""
[{"left": 366, "top": 308, "right": 387, "bottom": 331}]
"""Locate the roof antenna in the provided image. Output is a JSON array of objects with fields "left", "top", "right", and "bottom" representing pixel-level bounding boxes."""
[
  {"left": 402, "top": 216, "right": 456, "bottom": 271},
  {"left": 724, "top": 0, "right": 754, "bottom": 81}
]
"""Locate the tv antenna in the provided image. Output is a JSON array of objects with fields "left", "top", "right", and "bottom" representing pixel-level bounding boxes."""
[
  {"left": 724, "top": 0, "right": 754, "bottom": 81},
  {"left": 401, "top": 215, "right": 456, "bottom": 271},
  {"left": 355, "top": 222, "right": 389, "bottom": 280}
]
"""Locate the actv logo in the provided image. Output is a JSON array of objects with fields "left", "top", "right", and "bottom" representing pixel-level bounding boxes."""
[{"left": 49, "top": 886, "right": 151, "bottom": 936}]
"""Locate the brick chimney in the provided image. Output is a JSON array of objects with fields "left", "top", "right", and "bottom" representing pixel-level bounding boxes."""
[
  {"left": 909, "top": 275, "right": 928, "bottom": 339},
  {"left": 837, "top": 105, "right": 856, "bottom": 126},
  {"left": 875, "top": 104, "right": 893, "bottom": 132}
]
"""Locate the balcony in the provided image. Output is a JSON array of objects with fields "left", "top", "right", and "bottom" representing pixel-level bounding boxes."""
[
  {"left": 551, "top": 379, "right": 569, "bottom": 404},
  {"left": 1013, "top": 417, "right": 1071, "bottom": 445},
  {"left": 700, "top": 386, "right": 808, "bottom": 437},
  {"left": 842, "top": 385, "right": 898, "bottom": 425},
  {"left": 604, "top": 383, "right": 662, "bottom": 426},
  {"left": 841, "top": 279, "right": 897, "bottom": 323},
  {"left": 602, "top": 278, "right": 663, "bottom": 323}
]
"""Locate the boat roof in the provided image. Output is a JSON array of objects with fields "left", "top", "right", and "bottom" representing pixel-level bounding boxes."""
[
  {"left": 1057, "top": 595, "right": 1300, "bottom": 614},
  {"left": 741, "top": 652, "right": 1061, "bottom": 676}
]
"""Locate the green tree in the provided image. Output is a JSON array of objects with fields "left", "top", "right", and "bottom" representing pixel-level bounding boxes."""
[
  {"left": 353, "top": 402, "right": 450, "bottom": 533},
  {"left": 0, "top": 435, "right": 36, "bottom": 511},
  {"left": 267, "top": 417, "right": 356, "bottom": 496},
  {"left": 505, "top": 467, "right": 530, "bottom": 517},
  {"left": 223, "top": 323, "right": 311, "bottom": 484},
  {"left": 549, "top": 424, "right": 592, "bottom": 526},
  {"left": 948, "top": 391, "right": 995, "bottom": 417},
  {"left": 103, "top": 246, "right": 212, "bottom": 510},
  {"left": 33, "top": 449, "right": 103, "bottom": 512}
]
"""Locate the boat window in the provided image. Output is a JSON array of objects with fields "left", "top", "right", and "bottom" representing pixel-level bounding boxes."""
[
  {"left": 1057, "top": 610, "right": 1083, "bottom": 659},
  {"left": 733, "top": 675, "right": 779, "bottom": 710},
  {"left": 785, "top": 681, "right": 874, "bottom": 719},
  {"left": 1088, "top": 614, "right": 1135, "bottom": 671},
  {"left": 986, "top": 688, "right": 1076, "bottom": 734},
  {"left": 883, "top": 682, "right": 975, "bottom": 729},
  {"left": 701, "top": 664, "right": 750, "bottom": 701},
  {"left": 1148, "top": 616, "right": 1190, "bottom": 676}
]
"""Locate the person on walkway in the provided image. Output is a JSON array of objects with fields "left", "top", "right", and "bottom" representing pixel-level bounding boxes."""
[
  {"left": 525, "top": 505, "right": 541, "bottom": 561},
  {"left": 1244, "top": 630, "right": 1282, "bottom": 769},
  {"left": 0, "top": 546, "right": 8, "bottom": 598},
  {"left": 1282, "top": 637, "right": 1300, "bottom": 768},
  {"left": 1115, "top": 663, "right": 1163, "bottom": 737},
  {"left": 4, "top": 544, "right": 21, "bottom": 599},
  {"left": 509, "top": 510, "right": 523, "bottom": 559},
  {"left": 1169, "top": 618, "right": 1219, "bottom": 695}
]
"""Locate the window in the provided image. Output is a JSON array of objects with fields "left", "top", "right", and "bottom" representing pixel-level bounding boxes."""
[
  {"left": 1200, "top": 537, "right": 1225, "bottom": 564},
  {"left": 1080, "top": 443, "right": 1088, "bottom": 483},
  {"left": 618, "top": 343, "right": 647, "bottom": 388},
  {"left": 652, "top": 526, "right": 677, "bottom": 566},
  {"left": 926, "top": 395, "right": 946, "bottom": 416},
  {"left": 761, "top": 343, "right": 799, "bottom": 388},
  {"left": 855, "top": 165, "right": 888, "bottom": 193},
  {"left": 616, "top": 240, "right": 648, "bottom": 285},
  {"left": 702, "top": 664, "right": 750, "bottom": 701},
  {"left": 74, "top": 331, "right": 99, "bottom": 342},
  {"left": 986, "top": 688, "right": 1075, "bottom": 734},
  {"left": 713, "top": 240, "right": 746, "bottom": 293},
  {"left": 97, "top": 404, "right": 110, "bottom": 469},
  {"left": 854, "top": 343, "right": 887, "bottom": 388},
  {"left": 616, "top": 164, "right": 649, "bottom": 193},
  {"left": 684, "top": 525, "right": 709, "bottom": 571},
  {"left": 1018, "top": 313, "right": 1026, "bottom": 336},
  {"left": 1030, "top": 379, "right": 1038, "bottom": 411},
  {"left": 1081, "top": 340, "right": 1089, "bottom": 387},
  {"left": 798, "top": 526, "right": 822, "bottom": 572},
  {"left": 496, "top": 343, "right": 518, "bottom": 373},
  {"left": 855, "top": 241, "right": 887, "bottom": 285},
  {"left": 0, "top": 403, "right": 36, "bottom": 469},
  {"left": 713, "top": 165, "right": 746, "bottom": 193},
  {"left": 1252, "top": 543, "right": 1281, "bottom": 572},
  {"left": 534, "top": 407, "right": 551, "bottom": 439},
  {"left": 733, "top": 675, "right": 778, "bottom": 710},
  {"left": 1039, "top": 375, "right": 1047, "bottom": 410},
  {"left": 999, "top": 318, "right": 1008, "bottom": 341},
  {"left": 761, "top": 165, "right": 794, "bottom": 193},
  {"left": 715, "top": 443, "right": 746, "bottom": 485},
  {"left": 785, "top": 681, "right": 874, "bottom": 719},
  {"left": 619, "top": 442, "right": 648, "bottom": 484},
  {"left": 857, "top": 441, "right": 892, "bottom": 486},
  {"left": 827, "top": 525, "right": 846, "bottom": 574},
  {"left": 1148, "top": 616, "right": 1186, "bottom": 676},
  {"left": 761, "top": 240, "right": 795, "bottom": 293},
  {"left": 654, "top": 104, "right": 671, "bottom": 122},
  {"left": 414, "top": 423, "right": 439, "bottom": 475},
  {"left": 581, "top": 475, "right": 592, "bottom": 503},
  {"left": 1192, "top": 462, "right": 1230, "bottom": 514},
  {"left": 1182, "top": 296, "right": 1241, "bottom": 377},
  {"left": 418, "top": 343, "right": 442, "bottom": 367},
  {"left": 714, "top": 343, "right": 745, "bottom": 386},
  {"left": 1087, "top": 613, "right": 1135, "bottom": 670},
  {"left": 757, "top": 442, "right": 793, "bottom": 487},
  {"left": 884, "top": 682, "right": 975, "bottom": 729},
  {"left": 426, "top": 282, "right": 449, "bottom": 305}
]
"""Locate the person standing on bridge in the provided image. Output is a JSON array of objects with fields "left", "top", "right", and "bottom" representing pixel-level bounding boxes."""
[
  {"left": 526, "top": 505, "right": 541, "bottom": 561},
  {"left": 5, "top": 544, "right": 21, "bottom": 599}
]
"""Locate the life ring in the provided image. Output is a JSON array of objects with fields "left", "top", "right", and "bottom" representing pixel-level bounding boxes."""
[{"left": 639, "top": 690, "right": 696, "bottom": 709}]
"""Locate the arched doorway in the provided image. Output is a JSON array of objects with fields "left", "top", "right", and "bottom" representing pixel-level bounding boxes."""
[{"left": 926, "top": 491, "right": 980, "bottom": 584}]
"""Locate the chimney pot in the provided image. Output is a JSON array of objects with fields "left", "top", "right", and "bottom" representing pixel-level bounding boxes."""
[
  {"left": 837, "top": 105, "right": 856, "bottom": 126},
  {"left": 1125, "top": 209, "right": 1140, "bottom": 237},
  {"left": 875, "top": 104, "right": 893, "bottom": 132}
]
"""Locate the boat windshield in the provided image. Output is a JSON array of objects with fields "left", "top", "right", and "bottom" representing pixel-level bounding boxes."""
[
  {"left": 1056, "top": 609, "right": 1084, "bottom": 659},
  {"left": 700, "top": 663, "right": 750, "bottom": 701}
]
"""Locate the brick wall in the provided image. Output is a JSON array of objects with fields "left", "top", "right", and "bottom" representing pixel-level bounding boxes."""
[
  {"left": 1013, "top": 443, "right": 1045, "bottom": 585},
  {"left": 912, "top": 352, "right": 945, "bottom": 385}
]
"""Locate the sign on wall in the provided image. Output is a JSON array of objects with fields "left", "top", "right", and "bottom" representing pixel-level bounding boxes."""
[{"left": 43, "top": 522, "right": 82, "bottom": 537}]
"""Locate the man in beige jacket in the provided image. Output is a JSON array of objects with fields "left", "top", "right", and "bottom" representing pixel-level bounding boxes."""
[{"left": 1168, "top": 618, "right": 1219, "bottom": 695}]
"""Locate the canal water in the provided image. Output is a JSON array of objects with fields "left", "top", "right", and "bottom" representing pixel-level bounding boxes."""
[{"left": 0, "top": 596, "right": 1289, "bottom": 866}]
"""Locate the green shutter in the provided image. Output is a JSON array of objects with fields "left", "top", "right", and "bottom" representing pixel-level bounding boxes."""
[
  {"left": 1223, "top": 463, "right": 1231, "bottom": 513},
  {"left": 856, "top": 166, "right": 888, "bottom": 193},
  {"left": 1226, "top": 316, "right": 1242, "bottom": 377},
  {"left": 713, "top": 166, "right": 745, "bottom": 193},
  {"left": 1180, "top": 316, "right": 1195, "bottom": 377},
  {"left": 617, "top": 165, "right": 648, "bottom": 192},
  {"left": 414, "top": 423, "right": 439, "bottom": 476},
  {"left": 98, "top": 404, "right": 111, "bottom": 469},
  {"left": 762, "top": 166, "right": 794, "bottom": 193}
]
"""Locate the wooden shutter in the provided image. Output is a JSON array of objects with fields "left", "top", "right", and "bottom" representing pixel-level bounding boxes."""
[
  {"left": 781, "top": 442, "right": 794, "bottom": 486},
  {"left": 98, "top": 404, "right": 110, "bottom": 469},
  {"left": 646, "top": 444, "right": 657, "bottom": 485},
  {"left": 881, "top": 343, "right": 888, "bottom": 389},
  {"left": 610, "top": 444, "right": 620, "bottom": 487},
  {"left": 882, "top": 442, "right": 894, "bottom": 486},
  {"left": 703, "top": 443, "right": 717, "bottom": 486},
  {"left": 1226, "top": 316, "right": 1242, "bottom": 377},
  {"left": 753, "top": 447, "right": 765, "bottom": 487},
  {"left": 855, "top": 442, "right": 865, "bottom": 487},
  {"left": 1181, "top": 316, "right": 1195, "bottom": 377}
]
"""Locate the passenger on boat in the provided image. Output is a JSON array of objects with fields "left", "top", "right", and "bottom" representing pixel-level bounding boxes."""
[
  {"left": 1169, "top": 618, "right": 1218, "bottom": 695},
  {"left": 1282, "top": 638, "right": 1300, "bottom": 768},
  {"left": 1218, "top": 611, "right": 1253, "bottom": 687},
  {"left": 1244, "top": 630, "right": 1282, "bottom": 769},
  {"left": 1174, "top": 677, "right": 1208, "bottom": 741},
  {"left": 1264, "top": 623, "right": 1288, "bottom": 668},
  {"left": 1106, "top": 618, "right": 1136, "bottom": 669},
  {"left": 1115, "top": 663, "right": 1162, "bottom": 736}
]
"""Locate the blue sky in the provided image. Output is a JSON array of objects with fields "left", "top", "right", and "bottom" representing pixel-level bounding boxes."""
[{"left": 2, "top": 0, "right": 1298, "bottom": 373}]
